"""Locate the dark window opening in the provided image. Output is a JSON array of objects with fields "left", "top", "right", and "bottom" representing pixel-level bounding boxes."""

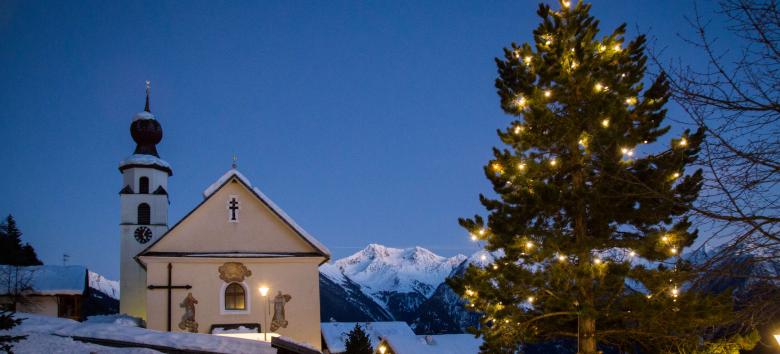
[
  {"left": 139, "top": 177, "right": 150, "bottom": 194},
  {"left": 138, "top": 203, "right": 151, "bottom": 225},
  {"left": 57, "top": 295, "right": 81, "bottom": 320},
  {"left": 224, "top": 283, "right": 246, "bottom": 310}
]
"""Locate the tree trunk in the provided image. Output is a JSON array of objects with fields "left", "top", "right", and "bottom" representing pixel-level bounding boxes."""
[{"left": 579, "top": 316, "right": 597, "bottom": 354}]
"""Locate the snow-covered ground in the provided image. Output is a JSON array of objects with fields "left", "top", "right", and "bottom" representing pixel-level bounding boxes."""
[
  {"left": 2, "top": 313, "right": 276, "bottom": 354},
  {"left": 8, "top": 332, "right": 159, "bottom": 354}
]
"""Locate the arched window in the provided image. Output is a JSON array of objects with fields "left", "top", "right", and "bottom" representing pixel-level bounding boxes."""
[
  {"left": 139, "top": 177, "right": 149, "bottom": 194},
  {"left": 224, "top": 283, "right": 246, "bottom": 310},
  {"left": 137, "top": 203, "right": 151, "bottom": 225}
]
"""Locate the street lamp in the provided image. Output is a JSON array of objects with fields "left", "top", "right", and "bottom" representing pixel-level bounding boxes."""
[
  {"left": 774, "top": 332, "right": 780, "bottom": 347},
  {"left": 259, "top": 286, "right": 269, "bottom": 341}
]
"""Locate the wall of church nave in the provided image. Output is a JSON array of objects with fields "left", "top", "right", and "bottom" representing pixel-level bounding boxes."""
[{"left": 143, "top": 257, "right": 323, "bottom": 350}]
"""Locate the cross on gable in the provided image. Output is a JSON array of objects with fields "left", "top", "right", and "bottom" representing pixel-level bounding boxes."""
[{"left": 227, "top": 195, "right": 240, "bottom": 222}]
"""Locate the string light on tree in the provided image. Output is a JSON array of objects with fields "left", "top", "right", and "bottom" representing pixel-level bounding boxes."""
[
  {"left": 514, "top": 95, "right": 527, "bottom": 109},
  {"left": 678, "top": 138, "right": 687, "bottom": 147},
  {"left": 544, "top": 89, "right": 552, "bottom": 98},
  {"left": 601, "top": 118, "right": 610, "bottom": 128}
]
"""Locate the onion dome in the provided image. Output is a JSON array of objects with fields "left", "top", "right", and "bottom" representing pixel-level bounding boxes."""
[
  {"left": 130, "top": 84, "right": 163, "bottom": 157},
  {"left": 119, "top": 82, "right": 172, "bottom": 176}
]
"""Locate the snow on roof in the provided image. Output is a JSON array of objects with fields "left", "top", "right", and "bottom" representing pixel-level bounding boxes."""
[
  {"left": 415, "top": 334, "right": 482, "bottom": 353},
  {"left": 202, "top": 169, "right": 331, "bottom": 257},
  {"left": 132, "top": 111, "right": 156, "bottom": 122},
  {"left": 379, "top": 333, "right": 483, "bottom": 354},
  {"left": 119, "top": 154, "right": 171, "bottom": 170},
  {"left": 0, "top": 265, "right": 87, "bottom": 296},
  {"left": 321, "top": 321, "right": 414, "bottom": 353}
]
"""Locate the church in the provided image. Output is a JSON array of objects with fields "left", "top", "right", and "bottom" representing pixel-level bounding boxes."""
[{"left": 118, "top": 85, "right": 330, "bottom": 350}]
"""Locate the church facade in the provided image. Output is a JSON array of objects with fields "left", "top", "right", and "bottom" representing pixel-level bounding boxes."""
[{"left": 118, "top": 87, "right": 329, "bottom": 349}]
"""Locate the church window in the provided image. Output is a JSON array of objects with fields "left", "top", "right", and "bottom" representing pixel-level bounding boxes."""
[
  {"left": 137, "top": 203, "right": 151, "bottom": 225},
  {"left": 139, "top": 177, "right": 149, "bottom": 194},
  {"left": 224, "top": 282, "right": 246, "bottom": 310}
]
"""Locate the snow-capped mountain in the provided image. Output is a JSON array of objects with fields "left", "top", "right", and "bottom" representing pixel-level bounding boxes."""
[
  {"left": 319, "top": 244, "right": 483, "bottom": 332},
  {"left": 320, "top": 244, "right": 468, "bottom": 324},
  {"left": 89, "top": 271, "right": 119, "bottom": 300},
  {"left": 85, "top": 270, "right": 120, "bottom": 316},
  {"left": 326, "top": 244, "right": 466, "bottom": 297}
]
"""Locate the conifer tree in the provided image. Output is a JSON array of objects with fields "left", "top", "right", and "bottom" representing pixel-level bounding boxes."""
[
  {"left": 0, "top": 215, "right": 42, "bottom": 266},
  {"left": 448, "top": 1, "right": 734, "bottom": 352},
  {"left": 344, "top": 324, "right": 373, "bottom": 354}
]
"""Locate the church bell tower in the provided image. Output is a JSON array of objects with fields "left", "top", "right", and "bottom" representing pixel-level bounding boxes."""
[{"left": 118, "top": 82, "right": 172, "bottom": 319}]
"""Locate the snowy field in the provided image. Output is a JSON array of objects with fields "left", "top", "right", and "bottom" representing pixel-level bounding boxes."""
[{"left": 2, "top": 313, "right": 276, "bottom": 354}]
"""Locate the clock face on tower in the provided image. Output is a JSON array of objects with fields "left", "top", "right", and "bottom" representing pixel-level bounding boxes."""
[{"left": 134, "top": 226, "right": 152, "bottom": 244}]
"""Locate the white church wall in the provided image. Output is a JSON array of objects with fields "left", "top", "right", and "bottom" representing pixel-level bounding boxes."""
[{"left": 142, "top": 257, "right": 323, "bottom": 350}]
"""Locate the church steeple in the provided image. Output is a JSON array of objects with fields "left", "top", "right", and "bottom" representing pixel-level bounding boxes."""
[{"left": 118, "top": 80, "right": 172, "bottom": 320}]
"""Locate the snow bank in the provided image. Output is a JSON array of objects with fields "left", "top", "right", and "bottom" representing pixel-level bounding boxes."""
[
  {"left": 8, "top": 313, "right": 275, "bottom": 354},
  {"left": 8, "top": 332, "right": 160, "bottom": 354},
  {"left": 86, "top": 314, "right": 142, "bottom": 327}
]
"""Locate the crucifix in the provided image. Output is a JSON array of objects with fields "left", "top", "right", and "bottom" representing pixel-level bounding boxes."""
[
  {"left": 228, "top": 196, "right": 239, "bottom": 222},
  {"left": 147, "top": 263, "right": 192, "bottom": 331}
]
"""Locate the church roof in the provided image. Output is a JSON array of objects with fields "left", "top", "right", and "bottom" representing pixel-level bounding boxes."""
[{"left": 138, "top": 168, "right": 330, "bottom": 261}]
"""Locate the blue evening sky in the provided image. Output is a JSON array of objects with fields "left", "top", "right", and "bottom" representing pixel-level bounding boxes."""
[{"left": 0, "top": 1, "right": 728, "bottom": 279}]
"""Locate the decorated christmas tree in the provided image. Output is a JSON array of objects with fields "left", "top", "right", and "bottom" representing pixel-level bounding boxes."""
[{"left": 448, "top": 1, "right": 734, "bottom": 352}]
